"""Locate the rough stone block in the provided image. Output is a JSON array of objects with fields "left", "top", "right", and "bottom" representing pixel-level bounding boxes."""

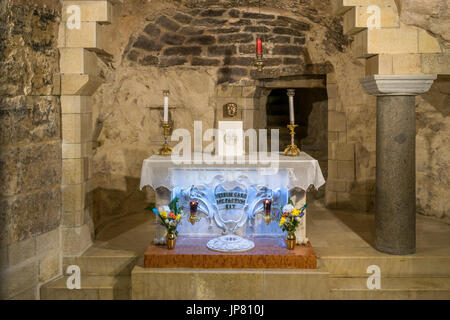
[
  {"left": 60, "top": 48, "right": 98, "bottom": 75},
  {"left": 421, "top": 53, "right": 450, "bottom": 74},
  {"left": 62, "top": 142, "right": 93, "bottom": 159},
  {"left": 62, "top": 183, "right": 88, "bottom": 212},
  {"left": 335, "top": 0, "right": 397, "bottom": 15},
  {"left": 65, "top": 22, "right": 105, "bottom": 50},
  {"left": 353, "top": 27, "right": 418, "bottom": 58},
  {"left": 160, "top": 33, "right": 185, "bottom": 45},
  {"left": 186, "top": 35, "right": 215, "bottom": 45},
  {"left": 327, "top": 72, "right": 337, "bottom": 84},
  {"left": 0, "top": 261, "right": 37, "bottom": 299},
  {"left": 7, "top": 237, "right": 36, "bottom": 266},
  {"left": 61, "top": 74, "right": 102, "bottom": 95},
  {"left": 392, "top": 54, "right": 422, "bottom": 74},
  {"left": 39, "top": 250, "right": 61, "bottom": 282},
  {"left": 36, "top": 228, "right": 61, "bottom": 256},
  {"left": 62, "top": 113, "right": 92, "bottom": 144},
  {"left": 62, "top": 1, "right": 112, "bottom": 23},
  {"left": 328, "top": 160, "right": 337, "bottom": 179},
  {"left": 62, "top": 224, "right": 92, "bottom": 256},
  {"left": 343, "top": 5, "right": 398, "bottom": 35},
  {"left": 62, "top": 158, "right": 90, "bottom": 185},
  {"left": 272, "top": 45, "right": 303, "bottom": 56},
  {"left": 163, "top": 46, "right": 202, "bottom": 56},
  {"left": 191, "top": 57, "right": 221, "bottom": 66},
  {"left": 328, "top": 111, "right": 347, "bottom": 132},
  {"left": 418, "top": 30, "right": 442, "bottom": 53},
  {"left": 365, "top": 54, "right": 392, "bottom": 75},
  {"left": 325, "top": 190, "right": 337, "bottom": 208},
  {"left": 218, "top": 33, "right": 253, "bottom": 44},
  {"left": 61, "top": 96, "right": 92, "bottom": 114},
  {"left": 327, "top": 84, "right": 338, "bottom": 99},
  {"left": 156, "top": 15, "right": 181, "bottom": 32},
  {"left": 328, "top": 131, "right": 338, "bottom": 143},
  {"left": 337, "top": 160, "right": 355, "bottom": 180},
  {"left": 9, "top": 286, "right": 38, "bottom": 300}
]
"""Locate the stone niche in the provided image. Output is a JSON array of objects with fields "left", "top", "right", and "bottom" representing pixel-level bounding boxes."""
[{"left": 91, "top": 1, "right": 346, "bottom": 233}]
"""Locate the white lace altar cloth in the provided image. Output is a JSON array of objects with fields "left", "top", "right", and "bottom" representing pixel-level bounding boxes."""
[{"left": 139, "top": 152, "right": 325, "bottom": 191}]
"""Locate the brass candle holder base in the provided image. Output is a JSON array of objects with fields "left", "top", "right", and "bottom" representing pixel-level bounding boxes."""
[
  {"left": 284, "top": 124, "right": 301, "bottom": 157},
  {"left": 254, "top": 54, "right": 264, "bottom": 72},
  {"left": 188, "top": 214, "right": 201, "bottom": 226},
  {"left": 159, "top": 122, "right": 173, "bottom": 156}
]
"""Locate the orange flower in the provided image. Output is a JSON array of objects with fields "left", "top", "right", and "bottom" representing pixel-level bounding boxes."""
[
  {"left": 282, "top": 213, "right": 288, "bottom": 217},
  {"left": 169, "top": 212, "right": 176, "bottom": 219}
]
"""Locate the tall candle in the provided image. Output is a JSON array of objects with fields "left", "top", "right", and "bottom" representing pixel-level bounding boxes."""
[
  {"left": 163, "top": 91, "right": 169, "bottom": 123},
  {"left": 256, "top": 38, "right": 262, "bottom": 55},
  {"left": 287, "top": 89, "right": 295, "bottom": 124}
]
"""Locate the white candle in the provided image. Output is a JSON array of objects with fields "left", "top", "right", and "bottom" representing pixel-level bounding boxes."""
[
  {"left": 163, "top": 91, "right": 169, "bottom": 123},
  {"left": 287, "top": 89, "right": 295, "bottom": 124}
]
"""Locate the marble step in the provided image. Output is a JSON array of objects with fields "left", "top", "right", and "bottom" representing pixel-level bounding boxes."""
[
  {"left": 63, "top": 247, "right": 138, "bottom": 276},
  {"left": 317, "top": 247, "right": 450, "bottom": 277},
  {"left": 132, "top": 266, "right": 331, "bottom": 300},
  {"left": 40, "top": 275, "right": 131, "bottom": 300},
  {"left": 329, "top": 276, "right": 450, "bottom": 300}
]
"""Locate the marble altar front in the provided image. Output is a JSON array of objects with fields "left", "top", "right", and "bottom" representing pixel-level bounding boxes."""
[{"left": 140, "top": 152, "right": 325, "bottom": 248}]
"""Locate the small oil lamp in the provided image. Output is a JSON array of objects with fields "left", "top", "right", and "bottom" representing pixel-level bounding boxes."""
[
  {"left": 263, "top": 199, "right": 272, "bottom": 225},
  {"left": 189, "top": 201, "right": 199, "bottom": 225}
]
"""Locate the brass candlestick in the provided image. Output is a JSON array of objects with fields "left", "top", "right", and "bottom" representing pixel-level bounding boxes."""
[
  {"left": 158, "top": 121, "right": 173, "bottom": 156},
  {"left": 189, "top": 201, "right": 201, "bottom": 225},
  {"left": 263, "top": 199, "right": 272, "bottom": 225},
  {"left": 284, "top": 124, "right": 301, "bottom": 156},
  {"left": 254, "top": 53, "right": 264, "bottom": 72}
]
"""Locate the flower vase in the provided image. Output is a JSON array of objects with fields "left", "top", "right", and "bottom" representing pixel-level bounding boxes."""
[
  {"left": 286, "top": 233, "right": 296, "bottom": 250},
  {"left": 166, "top": 231, "right": 176, "bottom": 250}
]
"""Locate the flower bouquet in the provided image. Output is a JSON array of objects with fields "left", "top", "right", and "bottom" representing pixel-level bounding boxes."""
[
  {"left": 146, "top": 197, "right": 183, "bottom": 249},
  {"left": 278, "top": 200, "right": 307, "bottom": 250}
]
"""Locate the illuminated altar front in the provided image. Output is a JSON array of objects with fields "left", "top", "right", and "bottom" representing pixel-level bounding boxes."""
[{"left": 140, "top": 152, "right": 325, "bottom": 251}]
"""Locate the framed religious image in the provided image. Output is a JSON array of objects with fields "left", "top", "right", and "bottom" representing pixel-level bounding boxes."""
[{"left": 218, "top": 121, "right": 244, "bottom": 157}]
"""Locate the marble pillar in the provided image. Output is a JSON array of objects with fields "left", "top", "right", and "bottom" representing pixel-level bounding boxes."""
[{"left": 361, "top": 75, "right": 436, "bottom": 255}]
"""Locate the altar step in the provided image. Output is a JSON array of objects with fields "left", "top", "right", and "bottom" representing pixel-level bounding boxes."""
[
  {"left": 63, "top": 247, "right": 138, "bottom": 276},
  {"left": 329, "top": 276, "right": 450, "bottom": 300},
  {"left": 40, "top": 275, "right": 131, "bottom": 300},
  {"left": 317, "top": 248, "right": 450, "bottom": 277},
  {"left": 40, "top": 247, "right": 137, "bottom": 300}
]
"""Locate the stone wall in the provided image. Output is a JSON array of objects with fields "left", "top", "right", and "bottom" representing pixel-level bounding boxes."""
[
  {"left": 125, "top": 8, "right": 314, "bottom": 83},
  {"left": 90, "top": 0, "right": 448, "bottom": 230},
  {"left": 91, "top": 0, "right": 346, "bottom": 229},
  {"left": 0, "top": 0, "right": 62, "bottom": 299}
]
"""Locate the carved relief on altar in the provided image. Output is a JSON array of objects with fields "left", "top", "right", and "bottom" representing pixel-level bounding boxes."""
[{"left": 174, "top": 181, "right": 289, "bottom": 237}]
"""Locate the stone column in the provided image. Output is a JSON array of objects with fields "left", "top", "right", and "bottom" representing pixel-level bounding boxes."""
[{"left": 360, "top": 75, "right": 436, "bottom": 255}]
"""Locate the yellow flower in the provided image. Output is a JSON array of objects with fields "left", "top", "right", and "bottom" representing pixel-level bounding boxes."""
[
  {"left": 279, "top": 217, "right": 286, "bottom": 226},
  {"left": 176, "top": 214, "right": 181, "bottom": 220},
  {"left": 291, "top": 209, "right": 300, "bottom": 217},
  {"left": 160, "top": 211, "right": 168, "bottom": 219}
]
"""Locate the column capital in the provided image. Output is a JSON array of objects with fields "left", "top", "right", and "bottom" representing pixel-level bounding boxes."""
[{"left": 360, "top": 75, "right": 437, "bottom": 96}]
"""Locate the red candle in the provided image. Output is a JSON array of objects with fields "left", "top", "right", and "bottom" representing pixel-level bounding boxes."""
[{"left": 256, "top": 38, "right": 262, "bottom": 55}]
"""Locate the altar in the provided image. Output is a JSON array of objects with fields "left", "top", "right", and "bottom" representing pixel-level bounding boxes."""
[{"left": 139, "top": 152, "right": 325, "bottom": 267}]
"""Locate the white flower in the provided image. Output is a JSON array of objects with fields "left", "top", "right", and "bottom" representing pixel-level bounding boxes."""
[
  {"left": 165, "top": 219, "right": 169, "bottom": 224},
  {"left": 158, "top": 205, "right": 170, "bottom": 213},
  {"left": 295, "top": 217, "right": 300, "bottom": 222},
  {"left": 282, "top": 204, "right": 294, "bottom": 214}
]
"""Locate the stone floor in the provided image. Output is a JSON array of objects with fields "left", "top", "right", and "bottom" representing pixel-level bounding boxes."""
[{"left": 42, "top": 201, "right": 450, "bottom": 299}]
